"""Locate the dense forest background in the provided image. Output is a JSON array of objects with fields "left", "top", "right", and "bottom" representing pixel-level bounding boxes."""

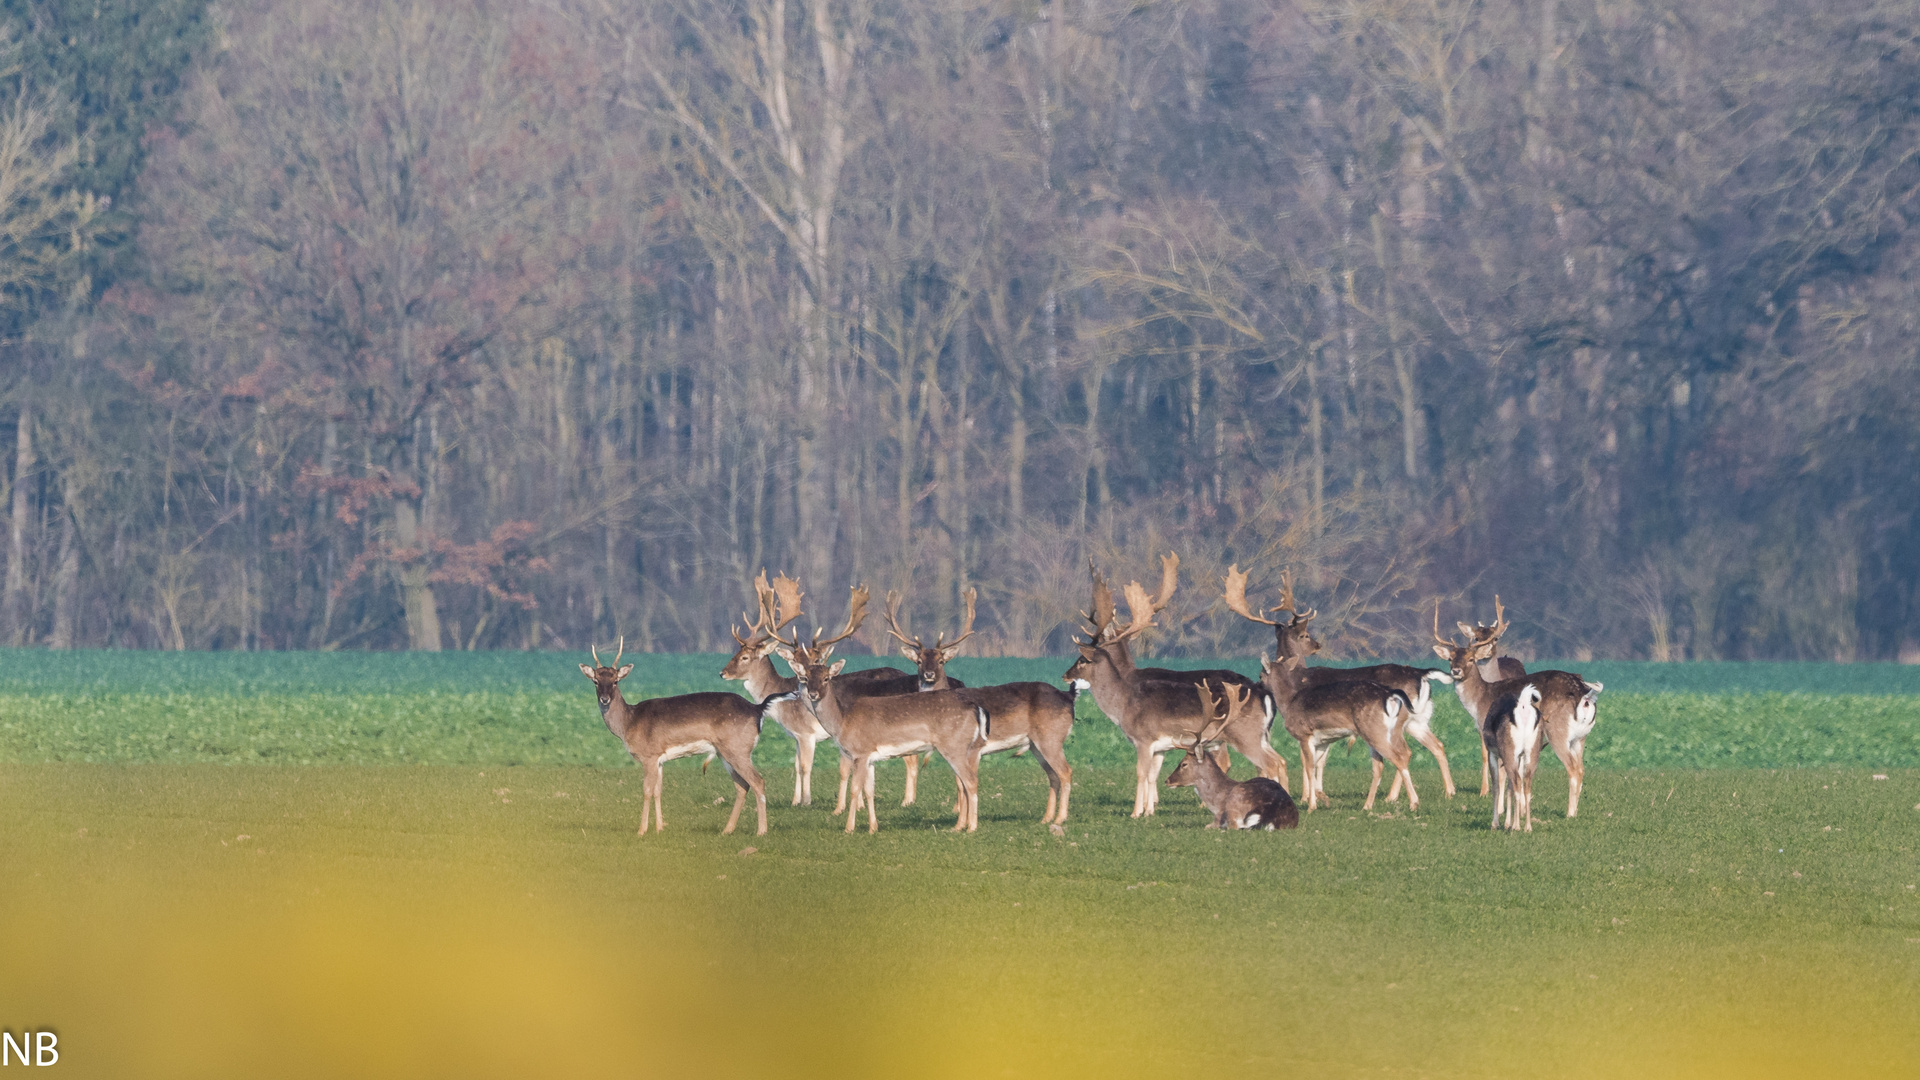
[{"left": 0, "top": 0, "right": 1916, "bottom": 660}]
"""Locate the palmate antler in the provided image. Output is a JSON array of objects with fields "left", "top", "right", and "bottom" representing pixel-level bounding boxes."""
[
  {"left": 1191, "top": 681, "right": 1251, "bottom": 747},
  {"left": 1223, "top": 565, "right": 1314, "bottom": 628},
  {"left": 1078, "top": 559, "right": 1117, "bottom": 644}
]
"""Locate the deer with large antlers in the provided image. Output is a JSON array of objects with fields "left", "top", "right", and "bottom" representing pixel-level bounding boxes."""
[
  {"left": 1079, "top": 556, "right": 1273, "bottom": 718},
  {"left": 772, "top": 586, "right": 989, "bottom": 833},
  {"left": 721, "top": 571, "right": 826, "bottom": 806},
  {"left": 1223, "top": 567, "right": 1419, "bottom": 811},
  {"left": 1165, "top": 683, "right": 1299, "bottom": 830},
  {"left": 1432, "top": 598, "right": 1604, "bottom": 818},
  {"left": 1065, "top": 571, "right": 1289, "bottom": 817},
  {"left": 582, "top": 638, "right": 777, "bottom": 836},
  {"left": 1224, "top": 567, "right": 1459, "bottom": 799}
]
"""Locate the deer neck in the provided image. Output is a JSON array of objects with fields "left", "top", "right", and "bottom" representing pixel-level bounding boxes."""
[
  {"left": 1455, "top": 657, "right": 1499, "bottom": 721},
  {"left": 1187, "top": 755, "right": 1236, "bottom": 809},
  {"left": 1263, "top": 655, "right": 1310, "bottom": 707},
  {"left": 598, "top": 688, "right": 637, "bottom": 741},
  {"left": 741, "top": 653, "right": 795, "bottom": 700},
  {"left": 1083, "top": 648, "right": 1142, "bottom": 730},
  {"left": 806, "top": 681, "right": 850, "bottom": 740}
]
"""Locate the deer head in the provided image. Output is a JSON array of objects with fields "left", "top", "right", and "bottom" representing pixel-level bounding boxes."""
[
  {"left": 771, "top": 584, "right": 869, "bottom": 707},
  {"left": 883, "top": 587, "right": 977, "bottom": 687},
  {"left": 1431, "top": 598, "right": 1509, "bottom": 679},
  {"left": 720, "top": 571, "right": 804, "bottom": 679},
  {"left": 579, "top": 637, "right": 635, "bottom": 708},
  {"left": 1222, "top": 565, "right": 1319, "bottom": 660},
  {"left": 1166, "top": 682, "right": 1246, "bottom": 787}
]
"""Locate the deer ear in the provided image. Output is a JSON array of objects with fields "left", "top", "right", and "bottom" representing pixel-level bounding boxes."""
[
  {"left": 616, "top": 664, "right": 634, "bottom": 680},
  {"left": 579, "top": 664, "right": 597, "bottom": 679},
  {"left": 1431, "top": 644, "right": 1452, "bottom": 661},
  {"left": 938, "top": 644, "right": 964, "bottom": 663},
  {"left": 899, "top": 645, "right": 919, "bottom": 661},
  {"left": 828, "top": 659, "right": 847, "bottom": 677}
]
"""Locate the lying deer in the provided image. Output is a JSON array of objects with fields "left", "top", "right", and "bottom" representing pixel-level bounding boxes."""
[
  {"left": 1165, "top": 683, "right": 1299, "bottom": 831},
  {"left": 771, "top": 586, "right": 988, "bottom": 833},
  {"left": 582, "top": 638, "right": 775, "bottom": 836}
]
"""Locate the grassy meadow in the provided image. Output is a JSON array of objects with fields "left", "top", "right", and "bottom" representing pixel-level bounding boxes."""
[{"left": 0, "top": 650, "right": 1916, "bottom": 1078}]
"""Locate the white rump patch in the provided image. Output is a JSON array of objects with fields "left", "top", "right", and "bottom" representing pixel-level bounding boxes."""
[{"left": 1243, "top": 812, "right": 1261, "bottom": 829}]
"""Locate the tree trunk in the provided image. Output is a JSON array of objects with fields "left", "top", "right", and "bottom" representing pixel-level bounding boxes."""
[
  {"left": 49, "top": 505, "right": 77, "bottom": 649},
  {"left": 5, "top": 396, "right": 33, "bottom": 644},
  {"left": 391, "top": 493, "right": 442, "bottom": 651}
]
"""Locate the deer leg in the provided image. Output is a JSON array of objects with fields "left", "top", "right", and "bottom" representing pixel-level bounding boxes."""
[
  {"left": 1566, "top": 742, "right": 1585, "bottom": 818},
  {"left": 1479, "top": 739, "right": 1491, "bottom": 797},
  {"left": 793, "top": 733, "right": 813, "bottom": 806},
  {"left": 1399, "top": 757, "right": 1420, "bottom": 811},
  {"left": 835, "top": 753, "right": 853, "bottom": 814},
  {"left": 1148, "top": 752, "right": 1167, "bottom": 815},
  {"left": 637, "top": 764, "right": 654, "bottom": 835},
  {"left": 901, "top": 752, "right": 920, "bottom": 807},
  {"left": 866, "top": 759, "right": 881, "bottom": 833},
  {"left": 844, "top": 755, "right": 865, "bottom": 833},
  {"left": 1131, "top": 745, "right": 1155, "bottom": 817},
  {"left": 1364, "top": 753, "right": 1385, "bottom": 810}
]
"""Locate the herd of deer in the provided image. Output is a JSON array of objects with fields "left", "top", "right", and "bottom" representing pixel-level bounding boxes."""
[{"left": 578, "top": 555, "right": 1605, "bottom": 839}]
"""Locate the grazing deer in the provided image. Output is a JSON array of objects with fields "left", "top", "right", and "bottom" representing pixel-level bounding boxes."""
[
  {"left": 582, "top": 639, "right": 773, "bottom": 836},
  {"left": 1484, "top": 683, "right": 1543, "bottom": 831},
  {"left": 1165, "top": 683, "right": 1299, "bottom": 831},
  {"left": 721, "top": 571, "right": 826, "bottom": 806},
  {"left": 1223, "top": 568, "right": 1420, "bottom": 812},
  {"left": 1065, "top": 575, "right": 1289, "bottom": 817},
  {"left": 1432, "top": 599, "right": 1604, "bottom": 817},
  {"left": 1225, "top": 567, "right": 1458, "bottom": 799},
  {"left": 771, "top": 587, "right": 988, "bottom": 833}
]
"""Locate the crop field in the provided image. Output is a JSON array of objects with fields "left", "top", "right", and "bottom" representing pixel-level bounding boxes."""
[{"left": 1, "top": 651, "right": 1917, "bottom": 1078}]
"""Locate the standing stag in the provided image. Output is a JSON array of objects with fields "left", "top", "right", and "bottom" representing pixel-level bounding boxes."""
[
  {"left": 721, "top": 571, "right": 824, "bottom": 806},
  {"left": 1223, "top": 567, "right": 1418, "bottom": 812},
  {"left": 1225, "top": 567, "right": 1459, "bottom": 798},
  {"left": 1066, "top": 569, "right": 1289, "bottom": 817},
  {"left": 772, "top": 586, "right": 988, "bottom": 833},
  {"left": 1432, "top": 599, "right": 1604, "bottom": 817},
  {"left": 1165, "top": 683, "right": 1299, "bottom": 830},
  {"left": 582, "top": 638, "right": 774, "bottom": 836},
  {"left": 1082, "top": 556, "right": 1273, "bottom": 719}
]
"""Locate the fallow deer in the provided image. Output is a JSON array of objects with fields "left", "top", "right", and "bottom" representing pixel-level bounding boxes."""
[
  {"left": 1432, "top": 599, "right": 1604, "bottom": 817},
  {"left": 885, "top": 587, "right": 1073, "bottom": 824},
  {"left": 1223, "top": 567, "right": 1421, "bottom": 812},
  {"left": 721, "top": 571, "right": 825, "bottom": 806},
  {"left": 1223, "top": 567, "right": 1458, "bottom": 799},
  {"left": 582, "top": 638, "right": 775, "bottom": 836},
  {"left": 1065, "top": 575, "right": 1289, "bottom": 817},
  {"left": 771, "top": 586, "right": 989, "bottom": 833},
  {"left": 1484, "top": 683, "right": 1544, "bottom": 831},
  {"left": 1165, "top": 683, "right": 1299, "bottom": 831},
  {"left": 954, "top": 681, "right": 1077, "bottom": 825},
  {"left": 1083, "top": 556, "right": 1272, "bottom": 720}
]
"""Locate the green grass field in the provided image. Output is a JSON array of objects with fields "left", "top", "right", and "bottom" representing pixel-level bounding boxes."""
[{"left": 0, "top": 650, "right": 1916, "bottom": 1078}]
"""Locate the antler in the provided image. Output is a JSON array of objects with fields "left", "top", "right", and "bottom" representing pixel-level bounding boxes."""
[
  {"left": 1078, "top": 560, "right": 1117, "bottom": 643},
  {"left": 810, "top": 585, "right": 869, "bottom": 654},
  {"left": 769, "top": 573, "right": 804, "bottom": 632},
  {"left": 1222, "top": 565, "right": 1279, "bottom": 626},
  {"left": 1191, "top": 681, "right": 1247, "bottom": 746},
  {"left": 589, "top": 636, "right": 626, "bottom": 669},
  {"left": 882, "top": 590, "right": 921, "bottom": 649},
  {"left": 937, "top": 588, "right": 977, "bottom": 652},
  {"left": 1151, "top": 552, "right": 1180, "bottom": 612},
  {"left": 1277, "top": 568, "right": 1297, "bottom": 615}
]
